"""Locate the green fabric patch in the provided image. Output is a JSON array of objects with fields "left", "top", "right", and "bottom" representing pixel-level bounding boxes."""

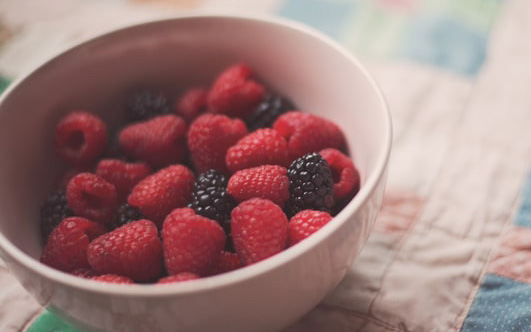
[
  {"left": 0, "top": 75, "right": 10, "bottom": 93},
  {"left": 26, "top": 311, "right": 79, "bottom": 332}
]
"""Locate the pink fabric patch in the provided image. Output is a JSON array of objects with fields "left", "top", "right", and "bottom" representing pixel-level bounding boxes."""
[
  {"left": 376, "top": 0, "right": 417, "bottom": 12},
  {"left": 487, "top": 227, "right": 531, "bottom": 284},
  {"left": 373, "top": 190, "right": 423, "bottom": 234}
]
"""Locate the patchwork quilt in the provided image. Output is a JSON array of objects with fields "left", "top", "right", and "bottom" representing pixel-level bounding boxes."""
[{"left": 0, "top": 0, "right": 530, "bottom": 331}]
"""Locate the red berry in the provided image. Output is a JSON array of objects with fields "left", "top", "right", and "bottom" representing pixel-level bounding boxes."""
[
  {"left": 66, "top": 172, "right": 117, "bottom": 224},
  {"left": 162, "top": 208, "right": 225, "bottom": 276},
  {"left": 96, "top": 159, "right": 151, "bottom": 202},
  {"left": 273, "top": 112, "right": 345, "bottom": 160},
  {"left": 176, "top": 87, "right": 207, "bottom": 122},
  {"left": 231, "top": 198, "right": 288, "bottom": 265},
  {"left": 207, "top": 63, "right": 265, "bottom": 118},
  {"left": 288, "top": 210, "right": 332, "bottom": 246},
  {"left": 225, "top": 128, "right": 290, "bottom": 173},
  {"left": 157, "top": 272, "right": 200, "bottom": 284},
  {"left": 87, "top": 219, "right": 163, "bottom": 282},
  {"left": 128, "top": 165, "right": 195, "bottom": 227},
  {"left": 91, "top": 274, "right": 134, "bottom": 284},
  {"left": 119, "top": 114, "right": 187, "bottom": 167},
  {"left": 40, "top": 217, "right": 106, "bottom": 272},
  {"left": 71, "top": 268, "right": 96, "bottom": 279},
  {"left": 206, "top": 251, "right": 242, "bottom": 276},
  {"left": 54, "top": 111, "right": 108, "bottom": 167},
  {"left": 188, "top": 114, "right": 248, "bottom": 174},
  {"left": 227, "top": 165, "right": 290, "bottom": 208},
  {"left": 319, "top": 148, "right": 360, "bottom": 201}
]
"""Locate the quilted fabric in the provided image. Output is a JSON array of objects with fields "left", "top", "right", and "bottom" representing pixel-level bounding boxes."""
[{"left": 0, "top": 0, "right": 530, "bottom": 331}]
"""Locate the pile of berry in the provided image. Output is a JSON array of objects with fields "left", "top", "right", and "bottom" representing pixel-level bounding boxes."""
[{"left": 39, "top": 63, "right": 360, "bottom": 285}]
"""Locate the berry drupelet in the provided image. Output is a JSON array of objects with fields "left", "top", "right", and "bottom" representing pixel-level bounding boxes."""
[
  {"left": 125, "top": 89, "right": 170, "bottom": 122},
  {"left": 245, "top": 93, "right": 294, "bottom": 131},
  {"left": 111, "top": 203, "right": 145, "bottom": 230},
  {"left": 40, "top": 190, "right": 74, "bottom": 243},
  {"left": 189, "top": 169, "right": 236, "bottom": 234},
  {"left": 287, "top": 152, "right": 335, "bottom": 216}
]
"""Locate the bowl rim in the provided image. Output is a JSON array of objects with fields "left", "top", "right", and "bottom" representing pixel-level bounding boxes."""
[{"left": 0, "top": 12, "right": 392, "bottom": 297}]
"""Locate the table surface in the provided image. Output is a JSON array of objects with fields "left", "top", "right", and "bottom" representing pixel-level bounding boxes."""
[{"left": 1, "top": 0, "right": 531, "bottom": 331}]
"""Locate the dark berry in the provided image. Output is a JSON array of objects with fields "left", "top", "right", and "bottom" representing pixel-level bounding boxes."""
[
  {"left": 126, "top": 90, "right": 170, "bottom": 122},
  {"left": 189, "top": 169, "right": 236, "bottom": 234},
  {"left": 287, "top": 152, "right": 335, "bottom": 216},
  {"left": 245, "top": 93, "right": 294, "bottom": 131},
  {"left": 40, "top": 190, "right": 74, "bottom": 243},
  {"left": 101, "top": 134, "right": 127, "bottom": 160},
  {"left": 225, "top": 233, "right": 235, "bottom": 253},
  {"left": 111, "top": 203, "right": 144, "bottom": 230}
]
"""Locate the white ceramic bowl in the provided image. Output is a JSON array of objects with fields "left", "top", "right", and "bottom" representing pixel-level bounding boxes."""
[{"left": 0, "top": 14, "right": 391, "bottom": 332}]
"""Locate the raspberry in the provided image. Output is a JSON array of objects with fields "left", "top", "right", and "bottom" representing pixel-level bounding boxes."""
[
  {"left": 288, "top": 210, "right": 332, "bottom": 246},
  {"left": 188, "top": 114, "right": 248, "bottom": 174},
  {"left": 162, "top": 208, "right": 225, "bottom": 276},
  {"left": 40, "top": 217, "right": 106, "bottom": 272},
  {"left": 128, "top": 165, "right": 195, "bottom": 227},
  {"left": 206, "top": 251, "right": 242, "bottom": 276},
  {"left": 96, "top": 159, "right": 151, "bottom": 202},
  {"left": 176, "top": 87, "right": 207, "bottom": 122},
  {"left": 227, "top": 165, "right": 290, "bottom": 208},
  {"left": 91, "top": 274, "right": 134, "bottom": 284},
  {"left": 54, "top": 111, "right": 108, "bottom": 167},
  {"left": 273, "top": 112, "right": 345, "bottom": 160},
  {"left": 39, "top": 190, "right": 73, "bottom": 243},
  {"left": 245, "top": 93, "right": 294, "bottom": 131},
  {"left": 110, "top": 203, "right": 145, "bottom": 230},
  {"left": 87, "top": 219, "right": 163, "bottom": 282},
  {"left": 125, "top": 89, "right": 170, "bottom": 122},
  {"left": 189, "top": 169, "right": 236, "bottom": 233},
  {"left": 287, "top": 152, "right": 335, "bottom": 216},
  {"left": 157, "top": 272, "right": 200, "bottom": 284},
  {"left": 66, "top": 172, "right": 117, "bottom": 224},
  {"left": 207, "top": 63, "right": 265, "bottom": 118},
  {"left": 319, "top": 148, "right": 360, "bottom": 201},
  {"left": 225, "top": 128, "right": 290, "bottom": 173},
  {"left": 119, "top": 114, "right": 187, "bottom": 168},
  {"left": 71, "top": 268, "right": 96, "bottom": 279},
  {"left": 231, "top": 198, "right": 288, "bottom": 265}
]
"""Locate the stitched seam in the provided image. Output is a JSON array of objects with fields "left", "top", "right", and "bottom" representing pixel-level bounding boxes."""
[
  {"left": 452, "top": 199, "right": 520, "bottom": 331},
  {"left": 365, "top": 198, "right": 426, "bottom": 327},
  {"left": 19, "top": 307, "right": 44, "bottom": 332},
  {"left": 319, "top": 304, "right": 406, "bottom": 332},
  {"left": 485, "top": 272, "right": 531, "bottom": 286},
  {"left": 365, "top": 66, "right": 477, "bottom": 330}
]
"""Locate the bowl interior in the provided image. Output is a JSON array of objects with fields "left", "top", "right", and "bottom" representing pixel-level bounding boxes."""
[{"left": 0, "top": 16, "right": 389, "bottom": 268}]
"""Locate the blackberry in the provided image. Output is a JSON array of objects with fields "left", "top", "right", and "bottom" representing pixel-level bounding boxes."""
[
  {"left": 111, "top": 203, "right": 144, "bottom": 230},
  {"left": 126, "top": 89, "right": 170, "bottom": 122},
  {"left": 189, "top": 169, "right": 236, "bottom": 234},
  {"left": 287, "top": 152, "right": 335, "bottom": 216},
  {"left": 40, "top": 190, "right": 73, "bottom": 242},
  {"left": 101, "top": 134, "right": 127, "bottom": 160},
  {"left": 225, "top": 233, "right": 235, "bottom": 253},
  {"left": 245, "top": 93, "right": 294, "bottom": 131}
]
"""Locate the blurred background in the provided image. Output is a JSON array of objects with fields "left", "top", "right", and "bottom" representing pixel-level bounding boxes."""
[
  {"left": 0, "top": 0, "right": 500, "bottom": 79},
  {"left": 1, "top": 1, "right": 531, "bottom": 332}
]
